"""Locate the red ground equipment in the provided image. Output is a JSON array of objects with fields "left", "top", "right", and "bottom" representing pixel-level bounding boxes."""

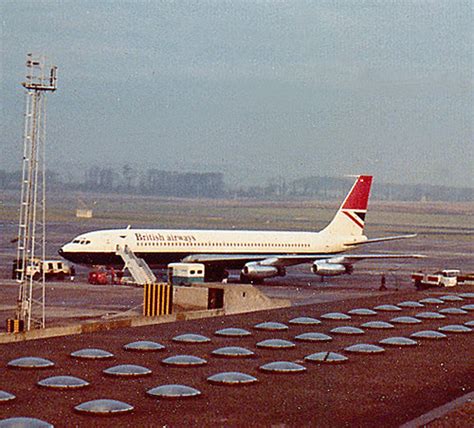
[
  {"left": 88, "top": 269, "right": 108, "bottom": 285},
  {"left": 88, "top": 267, "right": 122, "bottom": 285}
]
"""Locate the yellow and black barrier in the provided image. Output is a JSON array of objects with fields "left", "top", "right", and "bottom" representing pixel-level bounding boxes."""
[
  {"left": 143, "top": 283, "right": 173, "bottom": 316},
  {"left": 6, "top": 318, "right": 25, "bottom": 333}
]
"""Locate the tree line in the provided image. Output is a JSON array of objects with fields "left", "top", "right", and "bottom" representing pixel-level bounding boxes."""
[{"left": 0, "top": 167, "right": 472, "bottom": 202}]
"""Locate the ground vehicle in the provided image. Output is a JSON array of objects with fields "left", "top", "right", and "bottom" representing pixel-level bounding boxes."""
[
  {"left": 12, "top": 258, "right": 72, "bottom": 280},
  {"left": 88, "top": 269, "right": 109, "bottom": 285},
  {"left": 87, "top": 267, "right": 122, "bottom": 285},
  {"left": 458, "top": 273, "right": 474, "bottom": 285},
  {"left": 167, "top": 263, "right": 205, "bottom": 286},
  {"left": 412, "top": 269, "right": 460, "bottom": 289}
]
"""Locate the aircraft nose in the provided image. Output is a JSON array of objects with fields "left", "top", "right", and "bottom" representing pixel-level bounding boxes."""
[
  {"left": 58, "top": 243, "right": 71, "bottom": 257},
  {"left": 58, "top": 243, "right": 79, "bottom": 263}
]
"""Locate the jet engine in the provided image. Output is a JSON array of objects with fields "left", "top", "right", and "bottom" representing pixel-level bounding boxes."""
[
  {"left": 240, "top": 262, "right": 283, "bottom": 283},
  {"left": 311, "top": 261, "right": 350, "bottom": 276}
]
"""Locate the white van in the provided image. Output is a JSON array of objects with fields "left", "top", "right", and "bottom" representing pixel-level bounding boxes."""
[
  {"left": 12, "top": 258, "right": 72, "bottom": 280},
  {"left": 167, "top": 263, "right": 205, "bottom": 286}
]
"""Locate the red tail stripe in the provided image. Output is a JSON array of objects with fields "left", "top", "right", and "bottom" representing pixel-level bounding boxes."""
[
  {"left": 343, "top": 210, "right": 365, "bottom": 229},
  {"left": 342, "top": 176, "right": 373, "bottom": 210}
]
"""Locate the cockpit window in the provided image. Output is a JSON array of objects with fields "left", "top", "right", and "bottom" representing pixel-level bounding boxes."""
[{"left": 73, "top": 239, "right": 91, "bottom": 245}]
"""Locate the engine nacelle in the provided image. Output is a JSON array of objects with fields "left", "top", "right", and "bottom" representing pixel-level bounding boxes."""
[
  {"left": 242, "top": 262, "right": 280, "bottom": 280},
  {"left": 312, "top": 261, "right": 348, "bottom": 276}
]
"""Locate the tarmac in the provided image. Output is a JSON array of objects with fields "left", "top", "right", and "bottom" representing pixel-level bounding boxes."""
[{"left": 0, "top": 201, "right": 472, "bottom": 426}]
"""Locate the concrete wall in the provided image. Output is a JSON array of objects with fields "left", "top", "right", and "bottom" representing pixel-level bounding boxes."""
[
  {"left": 0, "top": 308, "right": 224, "bottom": 344},
  {"left": 173, "top": 285, "right": 209, "bottom": 310},
  {"left": 176, "top": 282, "right": 291, "bottom": 314},
  {"left": 0, "top": 283, "right": 289, "bottom": 344},
  {"left": 221, "top": 284, "right": 290, "bottom": 314}
]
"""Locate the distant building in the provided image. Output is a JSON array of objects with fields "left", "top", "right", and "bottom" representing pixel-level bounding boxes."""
[{"left": 76, "top": 209, "right": 93, "bottom": 218}]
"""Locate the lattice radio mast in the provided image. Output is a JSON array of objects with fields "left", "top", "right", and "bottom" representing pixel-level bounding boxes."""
[{"left": 14, "top": 54, "right": 57, "bottom": 330}]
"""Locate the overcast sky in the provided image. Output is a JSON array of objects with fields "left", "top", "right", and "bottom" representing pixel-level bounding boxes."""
[{"left": 1, "top": 0, "right": 472, "bottom": 187}]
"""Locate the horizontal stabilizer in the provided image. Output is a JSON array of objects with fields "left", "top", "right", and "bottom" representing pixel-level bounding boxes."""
[
  {"left": 344, "top": 233, "right": 417, "bottom": 246},
  {"left": 332, "top": 254, "right": 426, "bottom": 265}
]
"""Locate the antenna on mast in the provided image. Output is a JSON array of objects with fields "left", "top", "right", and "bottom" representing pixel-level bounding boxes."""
[{"left": 10, "top": 54, "right": 58, "bottom": 332}]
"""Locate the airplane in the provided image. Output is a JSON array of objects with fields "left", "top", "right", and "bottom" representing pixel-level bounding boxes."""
[{"left": 58, "top": 175, "right": 423, "bottom": 283}]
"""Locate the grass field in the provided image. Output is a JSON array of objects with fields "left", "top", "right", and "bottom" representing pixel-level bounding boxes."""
[{"left": 1, "top": 190, "right": 472, "bottom": 239}]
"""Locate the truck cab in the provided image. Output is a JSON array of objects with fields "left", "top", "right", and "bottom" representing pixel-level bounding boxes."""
[{"left": 439, "top": 269, "right": 460, "bottom": 287}]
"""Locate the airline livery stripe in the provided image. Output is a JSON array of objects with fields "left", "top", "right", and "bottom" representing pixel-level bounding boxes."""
[
  {"left": 354, "top": 211, "right": 366, "bottom": 222},
  {"left": 343, "top": 211, "right": 364, "bottom": 229}
]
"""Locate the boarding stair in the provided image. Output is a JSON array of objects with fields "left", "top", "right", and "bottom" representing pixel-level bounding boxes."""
[{"left": 116, "top": 244, "right": 157, "bottom": 285}]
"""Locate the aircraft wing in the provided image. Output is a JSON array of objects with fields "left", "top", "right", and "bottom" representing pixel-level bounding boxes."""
[
  {"left": 178, "top": 232, "right": 421, "bottom": 266},
  {"left": 182, "top": 253, "right": 334, "bottom": 268},
  {"left": 183, "top": 252, "right": 425, "bottom": 269}
]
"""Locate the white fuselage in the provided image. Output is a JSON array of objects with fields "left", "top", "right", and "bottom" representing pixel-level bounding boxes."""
[
  {"left": 57, "top": 176, "right": 419, "bottom": 281},
  {"left": 59, "top": 228, "right": 362, "bottom": 268}
]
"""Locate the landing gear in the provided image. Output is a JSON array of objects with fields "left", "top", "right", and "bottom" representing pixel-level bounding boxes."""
[
  {"left": 240, "top": 273, "right": 251, "bottom": 284},
  {"left": 205, "top": 267, "right": 228, "bottom": 282},
  {"left": 239, "top": 273, "right": 263, "bottom": 285}
]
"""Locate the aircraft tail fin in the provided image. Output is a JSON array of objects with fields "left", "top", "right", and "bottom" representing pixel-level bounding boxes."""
[{"left": 321, "top": 175, "right": 373, "bottom": 238}]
